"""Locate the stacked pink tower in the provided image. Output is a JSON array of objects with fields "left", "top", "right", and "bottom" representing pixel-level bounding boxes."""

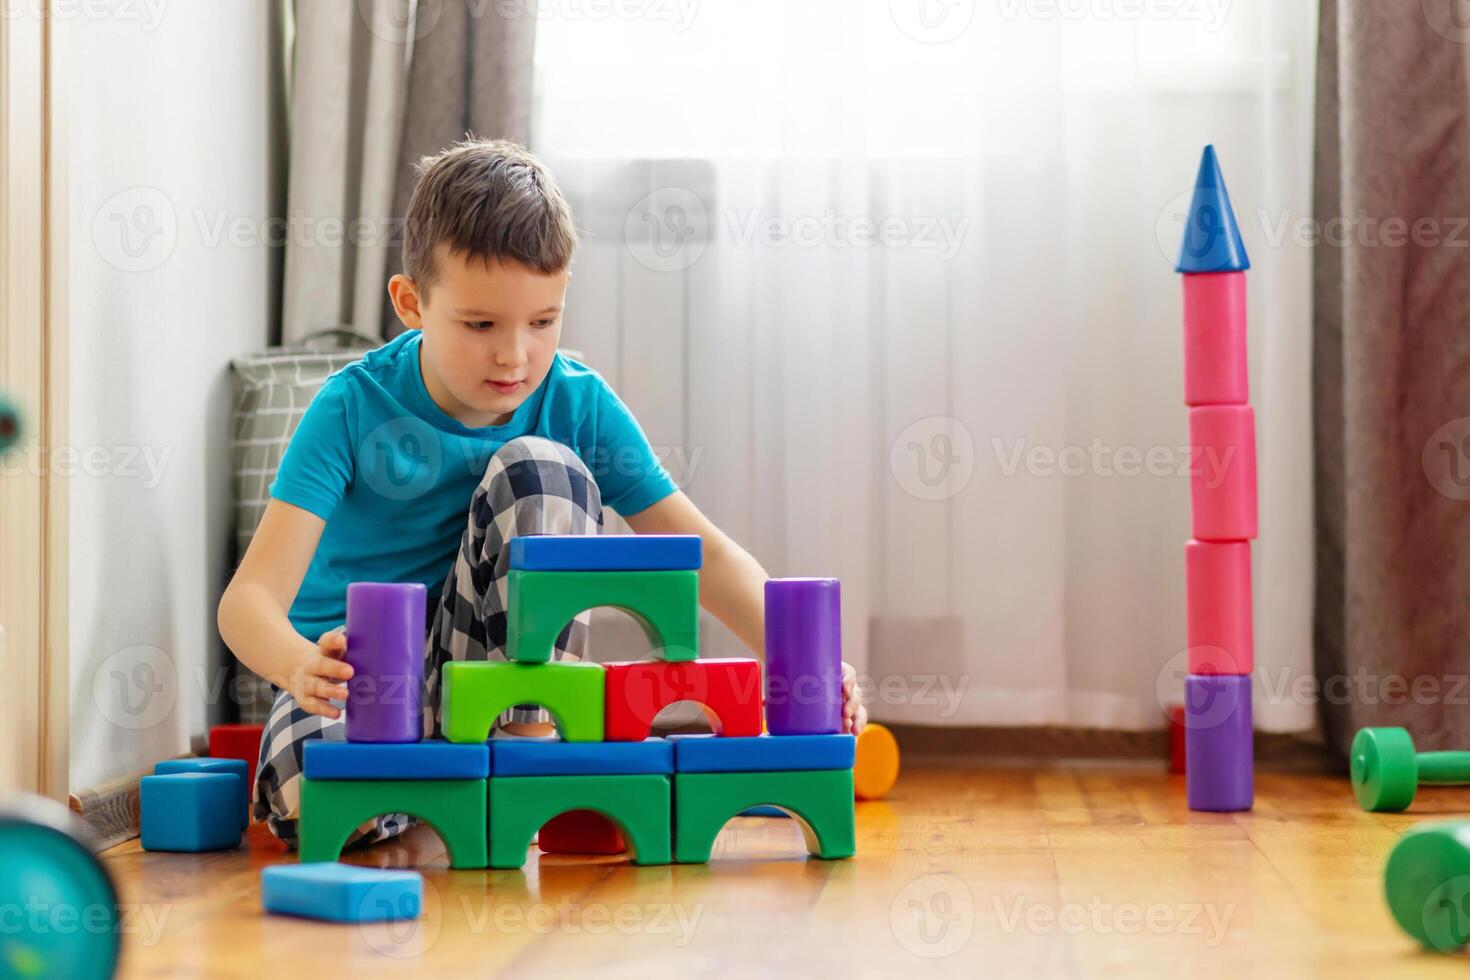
[{"left": 1177, "top": 145, "right": 1254, "bottom": 812}]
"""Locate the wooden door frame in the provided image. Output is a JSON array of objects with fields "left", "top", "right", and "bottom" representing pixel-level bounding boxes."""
[{"left": 1, "top": 4, "right": 68, "bottom": 800}]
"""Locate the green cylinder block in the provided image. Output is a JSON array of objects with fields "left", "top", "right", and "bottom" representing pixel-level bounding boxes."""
[
  {"left": 488, "top": 774, "right": 671, "bottom": 868},
  {"left": 298, "top": 777, "right": 488, "bottom": 869},
  {"left": 674, "top": 769, "right": 856, "bottom": 863},
  {"left": 440, "top": 660, "right": 605, "bottom": 743},
  {"left": 1384, "top": 821, "right": 1470, "bottom": 952},
  {"left": 506, "top": 569, "right": 699, "bottom": 663}
]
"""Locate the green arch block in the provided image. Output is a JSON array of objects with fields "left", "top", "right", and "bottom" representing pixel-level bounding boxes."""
[
  {"left": 441, "top": 660, "right": 605, "bottom": 743},
  {"left": 298, "top": 777, "right": 487, "bottom": 869},
  {"left": 488, "top": 775, "right": 671, "bottom": 868},
  {"left": 506, "top": 569, "right": 699, "bottom": 663},
  {"left": 674, "top": 769, "right": 855, "bottom": 863}
]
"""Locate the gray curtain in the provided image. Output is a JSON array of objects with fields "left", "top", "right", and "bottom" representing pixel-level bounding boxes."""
[
  {"left": 280, "top": 0, "right": 536, "bottom": 343},
  {"left": 1314, "top": 0, "right": 1470, "bottom": 755}
]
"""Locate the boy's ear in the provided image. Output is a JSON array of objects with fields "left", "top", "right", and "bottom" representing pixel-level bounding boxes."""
[{"left": 387, "top": 274, "right": 424, "bottom": 331}]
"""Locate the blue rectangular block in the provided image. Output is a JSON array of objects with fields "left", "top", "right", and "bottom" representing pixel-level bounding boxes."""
[
  {"left": 672, "top": 734, "right": 855, "bottom": 773},
  {"left": 509, "top": 534, "right": 702, "bottom": 571},
  {"left": 303, "top": 739, "right": 490, "bottom": 780},
  {"left": 154, "top": 758, "right": 250, "bottom": 829},
  {"left": 140, "top": 773, "right": 243, "bottom": 852},
  {"left": 491, "top": 737, "right": 672, "bottom": 776},
  {"left": 262, "top": 864, "right": 423, "bottom": 924}
]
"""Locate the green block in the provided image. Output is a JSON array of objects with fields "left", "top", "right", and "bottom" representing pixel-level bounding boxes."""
[
  {"left": 674, "top": 769, "right": 856, "bottom": 863},
  {"left": 441, "top": 660, "right": 605, "bottom": 743},
  {"left": 298, "top": 777, "right": 487, "bottom": 869},
  {"left": 506, "top": 569, "right": 698, "bottom": 663},
  {"left": 489, "top": 774, "right": 671, "bottom": 868}
]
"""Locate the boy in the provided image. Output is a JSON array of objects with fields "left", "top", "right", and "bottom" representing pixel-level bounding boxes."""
[{"left": 217, "top": 138, "right": 865, "bottom": 848}]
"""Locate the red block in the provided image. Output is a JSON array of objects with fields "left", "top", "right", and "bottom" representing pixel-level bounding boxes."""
[
  {"left": 1181, "top": 272, "right": 1248, "bottom": 406},
  {"left": 1188, "top": 405, "right": 1257, "bottom": 541},
  {"left": 1186, "top": 540, "right": 1253, "bottom": 674},
  {"left": 538, "top": 810, "right": 627, "bottom": 855},
  {"left": 1168, "top": 704, "right": 1187, "bottom": 774},
  {"left": 209, "top": 724, "right": 264, "bottom": 817},
  {"left": 603, "top": 658, "right": 762, "bottom": 742}
]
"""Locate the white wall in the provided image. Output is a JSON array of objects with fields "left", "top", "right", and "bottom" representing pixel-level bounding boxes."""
[{"left": 67, "top": 2, "right": 277, "bottom": 790}]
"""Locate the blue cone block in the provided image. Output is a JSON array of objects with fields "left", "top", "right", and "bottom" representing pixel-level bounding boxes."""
[
  {"left": 262, "top": 864, "right": 422, "bottom": 923},
  {"left": 509, "top": 534, "right": 702, "bottom": 571},
  {"left": 1176, "top": 144, "right": 1250, "bottom": 274},
  {"left": 140, "top": 773, "right": 243, "bottom": 852},
  {"left": 154, "top": 758, "right": 250, "bottom": 829}
]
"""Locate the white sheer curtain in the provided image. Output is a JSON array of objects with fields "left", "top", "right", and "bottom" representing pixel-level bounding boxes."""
[{"left": 532, "top": 0, "right": 1317, "bottom": 732}]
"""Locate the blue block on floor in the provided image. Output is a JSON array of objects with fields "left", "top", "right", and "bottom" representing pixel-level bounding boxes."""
[
  {"left": 491, "top": 737, "right": 673, "bottom": 776},
  {"left": 672, "top": 734, "right": 855, "bottom": 773},
  {"left": 740, "top": 805, "right": 792, "bottom": 817},
  {"left": 154, "top": 758, "right": 250, "bottom": 829},
  {"left": 509, "top": 534, "right": 701, "bottom": 571},
  {"left": 303, "top": 739, "right": 491, "bottom": 780},
  {"left": 262, "top": 864, "right": 423, "bottom": 924},
  {"left": 140, "top": 773, "right": 243, "bottom": 852}
]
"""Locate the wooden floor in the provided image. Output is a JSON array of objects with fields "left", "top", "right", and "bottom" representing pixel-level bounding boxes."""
[{"left": 100, "top": 762, "right": 1470, "bottom": 978}]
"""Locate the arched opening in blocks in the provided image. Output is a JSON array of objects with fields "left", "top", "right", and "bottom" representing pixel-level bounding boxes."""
[
  {"left": 673, "top": 770, "right": 856, "bottom": 863},
  {"left": 505, "top": 569, "right": 700, "bottom": 664},
  {"left": 488, "top": 774, "right": 671, "bottom": 868},
  {"left": 297, "top": 778, "right": 488, "bottom": 869},
  {"left": 603, "top": 658, "right": 763, "bottom": 742},
  {"left": 440, "top": 660, "right": 605, "bottom": 743}
]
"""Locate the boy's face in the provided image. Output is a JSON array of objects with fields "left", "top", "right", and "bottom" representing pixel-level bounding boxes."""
[{"left": 390, "top": 246, "right": 567, "bottom": 427}]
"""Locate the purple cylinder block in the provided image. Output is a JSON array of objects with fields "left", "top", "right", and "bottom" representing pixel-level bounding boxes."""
[
  {"left": 345, "top": 582, "right": 427, "bottom": 743},
  {"left": 1184, "top": 672, "right": 1253, "bottom": 811},
  {"left": 763, "top": 578, "right": 843, "bottom": 735}
]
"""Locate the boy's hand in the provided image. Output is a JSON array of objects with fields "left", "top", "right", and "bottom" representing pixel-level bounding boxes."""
[
  {"left": 841, "top": 661, "right": 866, "bottom": 735},
  {"left": 287, "top": 630, "right": 354, "bottom": 719}
]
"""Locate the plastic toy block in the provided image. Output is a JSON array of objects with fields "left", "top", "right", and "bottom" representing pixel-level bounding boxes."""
[
  {"left": 489, "top": 775, "right": 671, "bottom": 868},
  {"left": 345, "top": 582, "right": 427, "bottom": 743},
  {"left": 1175, "top": 144, "right": 1250, "bottom": 273},
  {"left": 510, "top": 534, "right": 701, "bottom": 571},
  {"left": 1350, "top": 727, "right": 1470, "bottom": 813},
  {"left": 298, "top": 778, "right": 487, "bottom": 868},
  {"left": 1384, "top": 821, "right": 1470, "bottom": 952},
  {"left": 262, "top": 864, "right": 422, "bottom": 924},
  {"left": 208, "top": 723, "right": 264, "bottom": 797},
  {"left": 507, "top": 569, "right": 698, "bottom": 663},
  {"left": 140, "top": 773, "right": 243, "bottom": 852},
  {"left": 764, "top": 578, "right": 843, "bottom": 734},
  {"left": 1186, "top": 540, "right": 1253, "bottom": 673},
  {"left": 441, "top": 660, "right": 604, "bottom": 743},
  {"left": 740, "top": 806, "right": 790, "bottom": 817},
  {"left": 538, "top": 810, "right": 627, "bottom": 855},
  {"left": 304, "top": 739, "right": 490, "bottom": 780},
  {"left": 603, "top": 658, "right": 762, "bottom": 742},
  {"left": 1184, "top": 673, "right": 1253, "bottom": 811},
  {"left": 1182, "top": 271, "right": 1248, "bottom": 406},
  {"left": 1188, "top": 405, "right": 1257, "bottom": 541},
  {"left": 854, "top": 723, "right": 901, "bottom": 800},
  {"left": 672, "top": 734, "right": 854, "bottom": 773},
  {"left": 1167, "top": 705, "right": 1187, "bottom": 774},
  {"left": 492, "top": 737, "right": 671, "bottom": 776},
  {"left": 154, "top": 759, "right": 249, "bottom": 829},
  {"left": 674, "top": 769, "right": 856, "bottom": 862}
]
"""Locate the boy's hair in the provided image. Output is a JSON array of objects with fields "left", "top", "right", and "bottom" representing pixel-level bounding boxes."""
[{"left": 402, "top": 137, "right": 578, "bottom": 292}]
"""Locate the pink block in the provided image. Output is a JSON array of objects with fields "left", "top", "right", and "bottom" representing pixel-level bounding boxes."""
[
  {"left": 1189, "top": 405, "right": 1257, "bottom": 540},
  {"left": 1185, "top": 540, "right": 1253, "bottom": 674},
  {"left": 1182, "top": 272, "right": 1248, "bottom": 406}
]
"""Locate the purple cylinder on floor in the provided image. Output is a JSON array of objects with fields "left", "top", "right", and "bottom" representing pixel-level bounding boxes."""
[
  {"left": 764, "top": 578, "right": 843, "bottom": 735},
  {"left": 345, "top": 582, "right": 427, "bottom": 743},
  {"left": 1185, "top": 672, "right": 1253, "bottom": 811}
]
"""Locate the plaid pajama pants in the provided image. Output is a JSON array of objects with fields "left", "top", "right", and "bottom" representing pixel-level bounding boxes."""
[{"left": 253, "top": 436, "right": 605, "bottom": 848}]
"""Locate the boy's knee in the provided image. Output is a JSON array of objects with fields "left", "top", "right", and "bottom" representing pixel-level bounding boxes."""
[
  {"left": 490, "top": 435, "right": 592, "bottom": 478},
  {"left": 482, "top": 436, "right": 602, "bottom": 516}
]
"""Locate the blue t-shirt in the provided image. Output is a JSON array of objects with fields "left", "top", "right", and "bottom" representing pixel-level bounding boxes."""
[{"left": 269, "top": 331, "right": 678, "bottom": 639}]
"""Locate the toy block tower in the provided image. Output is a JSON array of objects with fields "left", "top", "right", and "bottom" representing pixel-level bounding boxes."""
[{"left": 1177, "top": 145, "right": 1254, "bottom": 812}]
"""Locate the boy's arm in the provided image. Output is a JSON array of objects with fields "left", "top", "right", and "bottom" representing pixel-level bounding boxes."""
[
  {"left": 216, "top": 498, "right": 354, "bottom": 718},
  {"left": 623, "top": 490, "right": 866, "bottom": 733}
]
